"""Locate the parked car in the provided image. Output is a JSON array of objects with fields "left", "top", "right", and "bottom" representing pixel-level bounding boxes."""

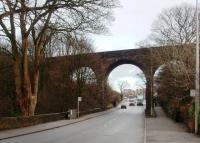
[
  {"left": 121, "top": 104, "right": 127, "bottom": 109},
  {"left": 129, "top": 102, "right": 135, "bottom": 106}
]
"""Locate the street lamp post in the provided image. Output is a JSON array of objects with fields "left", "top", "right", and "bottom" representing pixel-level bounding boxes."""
[{"left": 195, "top": 0, "right": 200, "bottom": 134}]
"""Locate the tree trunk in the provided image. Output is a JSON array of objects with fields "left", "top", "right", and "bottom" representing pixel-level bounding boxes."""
[
  {"left": 14, "top": 55, "right": 22, "bottom": 113},
  {"left": 13, "top": 55, "right": 34, "bottom": 116},
  {"left": 30, "top": 65, "right": 40, "bottom": 116},
  {"left": 21, "top": 37, "right": 33, "bottom": 116}
]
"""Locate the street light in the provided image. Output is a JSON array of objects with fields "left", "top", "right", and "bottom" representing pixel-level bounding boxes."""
[{"left": 195, "top": 0, "right": 200, "bottom": 134}]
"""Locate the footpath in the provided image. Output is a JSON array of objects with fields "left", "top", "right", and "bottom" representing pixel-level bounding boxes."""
[
  {"left": 0, "top": 107, "right": 118, "bottom": 140},
  {"left": 146, "top": 107, "right": 200, "bottom": 143}
]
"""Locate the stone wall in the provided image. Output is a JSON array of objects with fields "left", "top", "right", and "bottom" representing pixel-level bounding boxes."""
[{"left": 0, "top": 112, "right": 67, "bottom": 130}]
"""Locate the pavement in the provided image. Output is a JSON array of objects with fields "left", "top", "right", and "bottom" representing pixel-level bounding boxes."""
[
  {"left": 2, "top": 105, "right": 199, "bottom": 143},
  {"left": 0, "top": 107, "right": 119, "bottom": 140},
  {"left": 0, "top": 106, "right": 144, "bottom": 143},
  {"left": 146, "top": 107, "right": 200, "bottom": 143}
]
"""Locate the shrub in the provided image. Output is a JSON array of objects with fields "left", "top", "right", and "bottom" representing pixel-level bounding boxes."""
[
  {"left": 188, "top": 105, "right": 194, "bottom": 120},
  {"left": 198, "top": 112, "right": 200, "bottom": 125}
]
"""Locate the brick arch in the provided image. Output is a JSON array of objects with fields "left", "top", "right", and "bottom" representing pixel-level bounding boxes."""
[
  {"left": 69, "top": 66, "right": 98, "bottom": 83},
  {"left": 105, "top": 58, "right": 146, "bottom": 80},
  {"left": 46, "top": 49, "right": 155, "bottom": 115},
  {"left": 67, "top": 64, "right": 98, "bottom": 77},
  {"left": 45, "top": 46, "right": 185, "bottom": 116}
]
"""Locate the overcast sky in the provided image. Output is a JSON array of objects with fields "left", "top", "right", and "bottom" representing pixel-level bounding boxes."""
[
  {"left": 107, "top": 64, "right": 146, "bottom": 92},
  {"left": 94, "top": 0, "right": 192, "bottom": 52},
  {"left": 96, "top": 0, "right": 193, "bottom": 92}
]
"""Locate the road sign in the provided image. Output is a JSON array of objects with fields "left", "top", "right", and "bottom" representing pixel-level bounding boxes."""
[
  {"left": 190, "top": 89, "right": 195, "bottom": 97},
  {"left": 78, "top": 97, "right": 82, "bottom": 102}
]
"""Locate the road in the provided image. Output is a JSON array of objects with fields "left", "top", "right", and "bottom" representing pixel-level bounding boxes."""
[{"left": 0, "top": 106, "right": 144, "bottom": 143}]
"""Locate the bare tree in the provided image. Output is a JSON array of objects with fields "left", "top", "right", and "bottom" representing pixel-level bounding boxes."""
[
  {"left": 138, "top": 4, "right": 196, "bottom": 90},
  {"left": 118, "top": 81, "right": 130, "bottom": 100},
  {"left": 0, "top": 0, "right": 119, "bottom": 116},
  {"left": 63, "top": 35, "right": 99, "bottom": 110},
  {"left": 140, "top": 4, "right": 197, "bottom": 118},
  {"left": 150, "top": 4, "right": 196, "bottom": 46},
  {"left": 136, "top": 73, "right": 146, "bottom": 87},
  {"left": 70, "top": 36, "right": 97, "bottom": 99}
]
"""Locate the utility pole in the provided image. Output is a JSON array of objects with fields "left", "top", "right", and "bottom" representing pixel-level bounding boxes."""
[
  {"left": 150, "top": 47, "right": 154, "bottom": 116},
  {"left": 195, "top": 0, "right": 200, "bottom": 134}
]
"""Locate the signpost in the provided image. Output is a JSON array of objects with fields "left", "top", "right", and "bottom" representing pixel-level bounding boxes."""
[
  {"left": 77, "top": 97, "right": 82, "bottom": 118},
  {"left": 190, "top": 89, "right": 196, "bottom": 97}
]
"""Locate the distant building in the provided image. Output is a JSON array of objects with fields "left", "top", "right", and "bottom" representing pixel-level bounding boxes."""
[
  {"left": 123, "top": 89, "right": 136, "bottom": 97},
  {"left": 123, "top": 88, "right": 146, "bottom": 98}
]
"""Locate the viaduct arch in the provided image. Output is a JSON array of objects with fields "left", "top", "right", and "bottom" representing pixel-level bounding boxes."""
[{"left": 46, "top": 46, "right": 184, "bottom": 116}]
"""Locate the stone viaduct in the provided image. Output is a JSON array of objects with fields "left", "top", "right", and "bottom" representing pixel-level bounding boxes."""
[{"left": 46, "top": 46, "right": 181, "bottom": 116}]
